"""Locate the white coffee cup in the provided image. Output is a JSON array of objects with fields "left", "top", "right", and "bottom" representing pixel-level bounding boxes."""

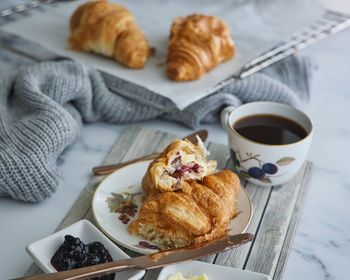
[{"left": 221, "top": 102, "right": 313, "bottom": 186}]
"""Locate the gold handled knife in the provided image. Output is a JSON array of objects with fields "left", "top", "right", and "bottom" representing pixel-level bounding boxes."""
[
  {"left": 92, "top": 129, "right": 208, "bottom": 176},
  {"left": 16, "top": 233, "right": 253, "bottom": 280}
]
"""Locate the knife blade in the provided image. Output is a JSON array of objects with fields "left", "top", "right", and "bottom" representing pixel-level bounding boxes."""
[
  {"left": 16, "top": 233, "right": 253, "bottom": 280},
  {"left": 92, "top": 129, "right": 208, "bottom": 176}
]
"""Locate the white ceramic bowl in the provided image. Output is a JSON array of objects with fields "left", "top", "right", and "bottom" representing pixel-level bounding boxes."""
[
  {"left": 26, "top": 219, "right": 145, "bottom": 280},
  {"left": 157, "top": 261, "right": 270, "bottom": 280}
]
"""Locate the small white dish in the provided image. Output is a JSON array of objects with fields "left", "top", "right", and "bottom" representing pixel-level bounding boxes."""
[
  {"left": 157, "top": 261, "right": 270, "bottom": 280},
  {"left": 92, "top": 160, "right": 253, "bottom": 255},
  {"left": 25, "top": 219, "right": 145, "bottom": 280}
]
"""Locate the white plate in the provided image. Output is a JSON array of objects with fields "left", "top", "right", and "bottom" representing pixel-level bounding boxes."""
[
  {"left": 157, "top": 261, "right": 270, "bottom": 280},
  {"left": 92, "top": 160, "right": 253, "bottom": 254},
  {"left": 26, "top": 219, "right": 145, "bottom": 280}
]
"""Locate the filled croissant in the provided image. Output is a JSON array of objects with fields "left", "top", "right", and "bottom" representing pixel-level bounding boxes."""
[
  {"left": 128, "top": 170, "right": 240, "bottom": 249},
  {"left": 167, "top": 14, "right": 235, "bottom": 81},
  {"left": 69, "top": 0, "right": 150, "bottom": 69},
  {"left": 141, "top": 136, "right": 217, "bottom": 196}
]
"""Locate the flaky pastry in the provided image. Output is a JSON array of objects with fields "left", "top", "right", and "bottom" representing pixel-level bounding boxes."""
[
  {"left": 69, "top": 0, "right": 150, "bottom": 68},
  {"left": 128, "top": 170, "right": 240, "bottom": 249},
  {"left": 167, "top": 14, "right": 235, "bottom": 81},
  {"left": 141, "top": 136, "right": 217, "bottom": 196}
]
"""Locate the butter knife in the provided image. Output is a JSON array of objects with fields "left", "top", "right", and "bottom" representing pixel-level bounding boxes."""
[
  {"left": 16, "top": 233, "right": 253, "bottom": 280},
  {"left": 92, "top": 129, "right": 208, "bottom": 176}
]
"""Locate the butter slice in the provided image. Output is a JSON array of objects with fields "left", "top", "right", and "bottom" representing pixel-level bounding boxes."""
[{"left": 167, "top": 272, "right": 209, "bottom": 280}]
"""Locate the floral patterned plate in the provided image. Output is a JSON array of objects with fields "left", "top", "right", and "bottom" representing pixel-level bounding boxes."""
[{"left": 92, "top": 160, "right": 253, "bottom": 255}]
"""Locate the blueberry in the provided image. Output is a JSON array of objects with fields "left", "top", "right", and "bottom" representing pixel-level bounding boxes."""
[
  {"left": 262, "top": 163, "right": 278, "bottom": 174},
  {"left": 81, "top": 254, "right": 101, "bottom": 266},
  {"left": 63, "top": 235, "right": 88, "bottom": 256},
  {"left": 88, "top": 242, "right": 113, "bottom": 263},
  {"left": 60, "top": 257, "right": 78, "bottom": 270},
  {"left": 248, "top": 167, "right": 265, "bottom": 179},
  {"left": 88, "top": 242, "right": 104, "bottom": 253}
]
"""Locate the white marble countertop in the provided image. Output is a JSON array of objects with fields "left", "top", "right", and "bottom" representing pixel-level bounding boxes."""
[{"left": 1, "top": 2, "right": 350, "bottom": 280}]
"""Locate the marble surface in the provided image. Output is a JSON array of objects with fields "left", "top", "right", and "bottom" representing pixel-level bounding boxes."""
[{"left": 0, "top": 2, "right": 350, "bottom": 280}]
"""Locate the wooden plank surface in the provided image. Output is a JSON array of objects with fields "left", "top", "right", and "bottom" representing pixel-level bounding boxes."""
[
  {"left": 24, "top": 126, "right": 313, "bottom": 280},
  {"left": 244, "top": 163, "right": 308, "bottom": 278},
  {"left": 272, "top": 162, "right": 313, "bottom": 280}
]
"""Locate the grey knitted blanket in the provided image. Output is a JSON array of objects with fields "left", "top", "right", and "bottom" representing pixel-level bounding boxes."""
[{"left": 0, "top": 56, "right": 312, "bottom": 202}]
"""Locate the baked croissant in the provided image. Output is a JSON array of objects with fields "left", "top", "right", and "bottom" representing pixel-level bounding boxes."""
[
  {"left": 167, "top": 14, "right": 235, "bottom": 81},
  {"left": 69, "top": 0, "right": 150, "bottom": 69},
  {"left": 142, "top": 136, "right": 217, "bottom": 196},
  {"left": 128, "top": 170, "right": 240, "bottom": 249}
]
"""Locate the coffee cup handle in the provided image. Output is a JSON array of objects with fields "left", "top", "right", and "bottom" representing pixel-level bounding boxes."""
[{"left": 220, "top": 106, "right": 236, "bottom": 132}]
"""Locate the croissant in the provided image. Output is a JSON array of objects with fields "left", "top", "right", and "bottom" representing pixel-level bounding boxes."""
[
  {"left": 167, "top": 14, "right": 235, "bottom": 81},
  {"left": 69, "top": 0, "right": 150, "bottom": 69},
  {"left": 141, "top": 136, "right": 217, "bottom": 196},
  {"left": 128, "top": 170, "right": 240, "bottom": 249}
]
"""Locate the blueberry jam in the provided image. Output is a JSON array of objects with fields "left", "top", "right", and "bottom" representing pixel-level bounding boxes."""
[{"left": 50, "top": 235, "right": 115, "bottom": 280}]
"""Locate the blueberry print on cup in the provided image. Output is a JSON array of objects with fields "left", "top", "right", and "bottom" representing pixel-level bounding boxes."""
[{"left": 230, "top": 149, "right": 295, "bottom": 184}]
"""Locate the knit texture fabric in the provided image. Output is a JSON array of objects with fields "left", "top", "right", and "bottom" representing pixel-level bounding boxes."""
[{"left": 0, "top": 55, "right": 312, "bottom": 202}]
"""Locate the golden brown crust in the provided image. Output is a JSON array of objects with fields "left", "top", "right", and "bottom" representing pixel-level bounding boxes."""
[
  {"left": 68, "top": 0, "right": 150, "bottom": 69},
  {"left": 202, "top": 169, "right": 240, "bottom": 220},
  {"left": 167, "top": 14, "right": 235, "bottom": 81},
  {"left": 129, "top": 170, "right": 240, "bottom": 249}
]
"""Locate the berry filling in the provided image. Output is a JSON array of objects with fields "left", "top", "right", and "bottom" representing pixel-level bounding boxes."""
[{"left": 170, "top": 155, "right": 202, "bottom": 179}]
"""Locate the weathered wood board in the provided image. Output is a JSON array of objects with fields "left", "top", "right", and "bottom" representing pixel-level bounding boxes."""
[{"left": 24, "top": 126, "right": 313, "bottom": 280}]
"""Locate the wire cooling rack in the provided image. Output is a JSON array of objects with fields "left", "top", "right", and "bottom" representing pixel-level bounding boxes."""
[
  {"left": 1, "top": 1, "right": 350, "bottom": 79},
  {"left": 237, "top": 9, "right": 350, "bottom": 78}
]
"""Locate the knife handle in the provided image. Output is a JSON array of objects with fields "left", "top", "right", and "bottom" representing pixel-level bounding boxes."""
[
  {"left": 92, "top": 153, "right": 159, "bottom": 176},
  {"left": 15, "top": 259, "right": 136, "bottom": 280}
]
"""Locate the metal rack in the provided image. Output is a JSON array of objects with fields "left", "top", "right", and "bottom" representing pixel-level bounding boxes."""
[{"left": 237, "top": 9, "right": 350, "bottom": 78}]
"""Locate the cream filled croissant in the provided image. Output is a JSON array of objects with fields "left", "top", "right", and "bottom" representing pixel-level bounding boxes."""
[
  {"left": 69, "top": 0, "right": 150, "bottom": 69},
  {"left": 128, "top": 170, "right": 240, "bottom": 249},
  {"left": 167, "top": 14, "right": 235, "bottom": 81},
  {"left": 141, "top": 136, "right": 217, "bottom": 196}
]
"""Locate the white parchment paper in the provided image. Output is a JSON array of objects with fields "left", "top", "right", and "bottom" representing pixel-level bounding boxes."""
[{"left": 2, "top": 0, "right": 323, "bottom": 109}]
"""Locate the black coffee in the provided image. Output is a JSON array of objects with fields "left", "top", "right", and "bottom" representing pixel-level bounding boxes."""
[{"left": 233, "top": 114, "right": 307, "bottom": 145}]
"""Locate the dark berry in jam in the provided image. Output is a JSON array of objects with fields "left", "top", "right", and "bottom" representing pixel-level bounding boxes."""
[{"left": 50, "top": 235, "right": 115, "bottom": 280}]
